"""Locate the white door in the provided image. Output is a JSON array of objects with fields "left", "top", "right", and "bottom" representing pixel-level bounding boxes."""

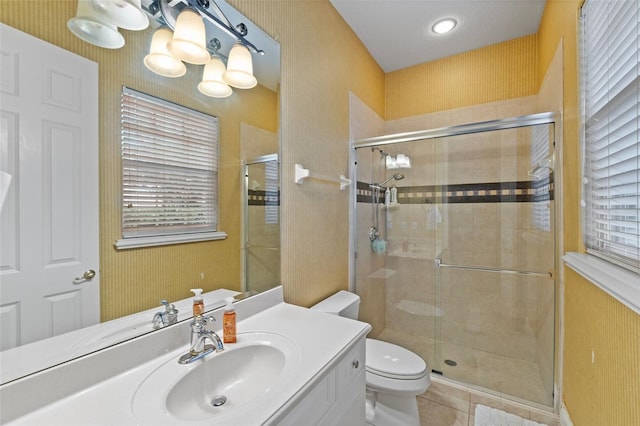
[{"left": 0, "top": 23, "right": 99, "bottom": 349}]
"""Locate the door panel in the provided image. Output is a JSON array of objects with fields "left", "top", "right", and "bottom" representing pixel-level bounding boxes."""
[{"left": 0, "top": 23, "right": 99, "bottom": 349}]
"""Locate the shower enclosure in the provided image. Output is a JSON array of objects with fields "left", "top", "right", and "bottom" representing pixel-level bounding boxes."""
[
  {"left": 352, "top": 113, "right": 557, "bottom": 407},
  {"left": 242, "top": 154, "right": 280, "bottom": 294}
]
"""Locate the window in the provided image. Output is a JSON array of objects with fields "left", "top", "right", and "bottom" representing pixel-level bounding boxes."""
[
  {"left": 581, "top": 0, "right": 639, "bottom": 274},
  {"left": 115, "top": 87, "right": 226, "bottom": 249},
  {"left": 531, "top": 123, "right": 553, "bottom": 232}
]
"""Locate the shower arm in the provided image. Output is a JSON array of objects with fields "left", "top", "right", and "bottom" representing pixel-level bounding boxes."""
[{"left": 374, "top": 173, "right": 405, "bottom": 189}]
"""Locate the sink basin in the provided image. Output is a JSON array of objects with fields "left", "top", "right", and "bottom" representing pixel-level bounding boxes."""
[
  {"left": 167, "top": 344, "right": 285, "bottom": 419},
  {"left": 132, "top": 331, "right": 300, "bottom": 424}
]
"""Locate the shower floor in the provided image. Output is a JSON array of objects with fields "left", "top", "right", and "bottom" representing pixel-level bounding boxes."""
[{"left": 376, "top": 327, "right": 552, "bottom": 407}]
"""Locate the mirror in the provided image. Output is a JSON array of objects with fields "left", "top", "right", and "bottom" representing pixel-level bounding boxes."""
[{"left": 0, "top": 0, "right": 280, "bottom": 384}]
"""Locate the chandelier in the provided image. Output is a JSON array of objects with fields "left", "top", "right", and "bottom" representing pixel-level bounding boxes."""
[{"left": 67, "top": 0, "right": 264, "bottom": 98}]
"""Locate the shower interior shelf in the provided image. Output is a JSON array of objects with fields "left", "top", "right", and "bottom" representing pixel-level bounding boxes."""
[{"left": 294, "top": 163, "right": 351, "bottom": 190}]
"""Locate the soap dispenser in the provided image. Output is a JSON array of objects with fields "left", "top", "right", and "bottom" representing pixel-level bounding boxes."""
[
  {"left": 223, "top": 297, "right": 236, "bottom": 343},
  {"left": 191, "top": 288, "right": 204, "bottom": 316}
]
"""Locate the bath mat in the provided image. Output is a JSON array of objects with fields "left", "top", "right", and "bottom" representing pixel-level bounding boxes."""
[{"left": 474, "top": 404, "right": 548, "bottom": 426}]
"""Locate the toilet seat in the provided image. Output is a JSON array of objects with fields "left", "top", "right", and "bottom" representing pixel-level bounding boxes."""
[{"left": 365, "top": 338, "right": 427, "bottom": 380}]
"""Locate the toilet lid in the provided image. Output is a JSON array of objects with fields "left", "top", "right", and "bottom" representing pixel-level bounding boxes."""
[{"left": 365, "top": 338, "right": 427, "bottom": 380}]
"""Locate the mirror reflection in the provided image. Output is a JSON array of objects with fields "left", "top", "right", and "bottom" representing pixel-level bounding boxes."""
[{"left": 0, "top": 0, "right": 280, "bottom": 384}]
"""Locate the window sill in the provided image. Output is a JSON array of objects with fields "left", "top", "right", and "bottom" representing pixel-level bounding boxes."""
[
  {"left": 562, "top": 252, "right": 640, "bottom": 315},
  {"left": 114, "top": 231, "right": 227, "bottom": 250}
]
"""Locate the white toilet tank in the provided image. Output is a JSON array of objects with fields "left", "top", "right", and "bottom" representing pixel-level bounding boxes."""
[{"left": 311, "top": 290, "right": 360, "bottom": 320}]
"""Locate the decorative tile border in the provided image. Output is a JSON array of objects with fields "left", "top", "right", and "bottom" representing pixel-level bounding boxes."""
[
  {"left": 357, "top": 176, "right": 554, "bottom": 204},
  {"left": 248, "top": 189, "right": 280, "bottom": 206}
]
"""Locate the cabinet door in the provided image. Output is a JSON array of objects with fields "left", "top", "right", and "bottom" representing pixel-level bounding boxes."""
[
  {"left": 276, "top": 337, "right": 367, "bottom": 425},
  {"left": 276, "top": 372, "right": 335, "bottom": 425},
  {"left": 320, "top": 369, "right": 366, "bottom": 426}
]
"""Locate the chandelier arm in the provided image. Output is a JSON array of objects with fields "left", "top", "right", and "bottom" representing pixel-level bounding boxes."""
[
  {"left": 203, "top": 0, "right": 233, "bottom": 29},
  {"left": 185, "top": 0, "right": 264, "bottom": 55}
]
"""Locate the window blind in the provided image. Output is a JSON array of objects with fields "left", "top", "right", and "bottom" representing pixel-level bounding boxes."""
[
  {"left": 121, "top": 87, "right": 219, "bottom": 239},
  {"left": 582, "top": 0, "right": 639, "bottom": 273},
  {"left": 264, "top": 159, "right": 279, "bottom": 225},
  {"left": 531, "top": 123, "right": 552, "bottom": 232}
]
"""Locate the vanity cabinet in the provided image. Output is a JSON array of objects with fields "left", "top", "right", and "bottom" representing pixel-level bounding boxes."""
[
  {"left": 275, "top": 335, "right": 366, "bottom": 425},
  {"left": 0, "top": 291, "right": 372, "bottom": 426}
]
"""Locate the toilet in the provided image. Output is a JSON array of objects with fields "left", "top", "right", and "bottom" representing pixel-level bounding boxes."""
[{"left": 311, "top": 291, "right": 430, "bottom": 426}]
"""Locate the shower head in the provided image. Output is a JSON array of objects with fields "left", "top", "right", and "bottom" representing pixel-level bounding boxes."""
[{"left": 380, "top": 173, "right": 405, "bottom": 186}]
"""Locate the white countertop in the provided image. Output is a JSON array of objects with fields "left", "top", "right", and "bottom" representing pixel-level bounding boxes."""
[
  {"left": 1, "top": 290, "right": 371, "bottom": 425},
  {"left": 0, "top": 289, "right": 239, "bottom": 384}
]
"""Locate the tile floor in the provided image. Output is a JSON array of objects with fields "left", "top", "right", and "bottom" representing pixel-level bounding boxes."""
[{"left": 418, "top": 377, "right": 559, "bottom": 426}]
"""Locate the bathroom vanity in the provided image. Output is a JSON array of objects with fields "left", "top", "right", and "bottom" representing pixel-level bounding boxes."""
[{"left": 0, "top": 287, "right": 371, "bottom": 425}]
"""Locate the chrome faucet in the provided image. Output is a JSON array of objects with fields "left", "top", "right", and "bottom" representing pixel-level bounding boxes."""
[
  {"left": 152, "top": 300, "right": 178, "bottom": 329},
  {"left": 178, "top": 315, "right": 224, "bottom": 364}
]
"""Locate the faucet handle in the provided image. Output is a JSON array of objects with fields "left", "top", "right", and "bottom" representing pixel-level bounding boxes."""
[
  {"left": 157, "top": 300, "right": 179, "bottom": 326},
  {"left": 192, "top": 315, "right": 215, "bottom": 329}
]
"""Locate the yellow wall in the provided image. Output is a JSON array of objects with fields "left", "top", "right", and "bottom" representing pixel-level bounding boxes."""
[
  {"left": 0, "top": 0, "right": 278, "bottom": 320},
  {"left": 385, "top": 34, "right": 538, "bottom": 120},
  {"left": 230, "top": 0, "right": 385, "bottom": 307},
  {"left": 537, "top": 1, "right": 640, "bottom": 424},
  {"left": 563, "top": 269, "right": 640, "bottom": 425}
]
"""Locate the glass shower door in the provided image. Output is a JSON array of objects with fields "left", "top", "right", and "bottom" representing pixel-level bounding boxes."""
[
  {"left": 432, "top": 124, "right": 556, "bottom": 405},
  {"left": 243, "top": 154, "right": 280, "bottom": 294}
]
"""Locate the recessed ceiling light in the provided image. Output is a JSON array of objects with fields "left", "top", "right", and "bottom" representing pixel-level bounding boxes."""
[{"left": 432, "top": 18, "right": 457, "bottom": 34}]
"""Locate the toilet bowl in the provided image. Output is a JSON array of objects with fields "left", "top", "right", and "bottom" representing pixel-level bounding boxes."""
[{"left": 311, "top": 291, "right": 430, "bottom": 426}]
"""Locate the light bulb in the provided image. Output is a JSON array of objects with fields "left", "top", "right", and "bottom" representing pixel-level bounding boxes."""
[
  {"left": 167, "top": 8, "right": 210, "bottom": 65},
  {"left": 432, "top": 18, "right": 457, "bottom": 34},
  {"left": 144, "top": 28, "right": 186, "bottom": 78},
  {"left": 223, "top": 43, "right": 257, "bottom": 89},
  {"left": 198, "top": 57, "right": 233, "bottom": 98}
]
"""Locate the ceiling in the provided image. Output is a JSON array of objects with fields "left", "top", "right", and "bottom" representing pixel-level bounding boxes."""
[{"left": 329, "top": 0, "right": 547, "bottom": 73}]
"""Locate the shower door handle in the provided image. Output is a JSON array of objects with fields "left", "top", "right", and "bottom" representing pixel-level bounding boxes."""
[{"left": 434, "top": 259, "right": 552, "bottom": 278}]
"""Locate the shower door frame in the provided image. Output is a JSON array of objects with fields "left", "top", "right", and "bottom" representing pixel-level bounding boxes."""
[{"left": 349, "top": 111, "right": 563, "bottom": 409}]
